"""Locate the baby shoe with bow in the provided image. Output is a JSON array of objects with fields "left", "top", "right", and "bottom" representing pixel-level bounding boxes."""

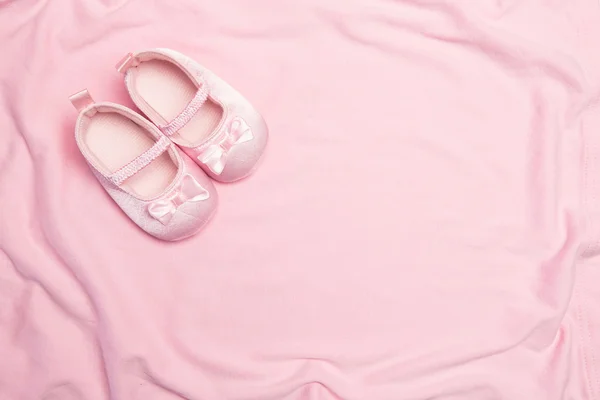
[
  {"left": 115, "top": 48, "right": 268, "bottom": 182},
  {"left": 70, "top": 89, "right": 218, "bottom": 241}
]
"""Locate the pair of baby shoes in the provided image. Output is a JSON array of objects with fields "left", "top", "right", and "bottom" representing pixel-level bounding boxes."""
[{"left": 71, "top": 48, "right": 268, "bottom": 241}]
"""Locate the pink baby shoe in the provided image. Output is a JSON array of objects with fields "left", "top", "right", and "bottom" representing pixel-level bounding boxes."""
[
  {"left": 70, "top": 89, "right": 218, "bottom": 241},
  {"left": 115, "top": 48, "right": 268, "bottom": 182}
]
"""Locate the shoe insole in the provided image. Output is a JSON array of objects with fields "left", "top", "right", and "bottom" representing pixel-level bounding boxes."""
[
  {"left": 83, "top": 111, "right": 177, "bottom": 199},
  {"left": 132, "top": 59, "right": 223, "bottom": 146}
]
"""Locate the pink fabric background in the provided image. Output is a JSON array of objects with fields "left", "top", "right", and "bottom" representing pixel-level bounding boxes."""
[{"left": 2, "top": 0, "right": 600, "bottom": 398}]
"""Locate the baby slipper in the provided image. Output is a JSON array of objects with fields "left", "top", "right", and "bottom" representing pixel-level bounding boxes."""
[
  {"left": 116, "top": 48, "right": 268, "bottom": 182},
  {"left": 70, "top": 89, "right": 218, "bottom": 241}
]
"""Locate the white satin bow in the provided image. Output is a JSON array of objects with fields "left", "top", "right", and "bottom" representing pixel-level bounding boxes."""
[
  {"left": 147, "top": 174, "right": 209, "bottom": 225},
  {"left": 197, "top": 117, "right": 254, "bottom": 175}
]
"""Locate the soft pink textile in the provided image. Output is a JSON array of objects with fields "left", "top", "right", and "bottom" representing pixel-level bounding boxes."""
[{"left": 2, "top": 0, "right": 600, "bottom": 399}]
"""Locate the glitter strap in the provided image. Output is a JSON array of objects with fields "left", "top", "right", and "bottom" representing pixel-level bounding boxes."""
[
  {"left": 107, "top": 136, "right": 171, "bottom": 186},
  {"left": 158, "top": 82, "right": 209, "bottom": 136}
]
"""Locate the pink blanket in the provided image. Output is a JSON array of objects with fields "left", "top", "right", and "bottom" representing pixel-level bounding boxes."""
[{"left": 2, "top": 0, "right": 600, "bottom": 398}]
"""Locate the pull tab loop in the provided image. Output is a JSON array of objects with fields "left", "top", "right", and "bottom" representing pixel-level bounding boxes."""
[
  {"left": 116, "top": 52, "right": 139, "bottom": 73},
  {"left": 69, "top": 89, "right": 95, "bottom": 115}
]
